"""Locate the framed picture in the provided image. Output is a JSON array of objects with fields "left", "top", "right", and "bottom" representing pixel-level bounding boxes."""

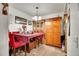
[{"left": 15, "top": 16, "right": 27, "bottom": 24}]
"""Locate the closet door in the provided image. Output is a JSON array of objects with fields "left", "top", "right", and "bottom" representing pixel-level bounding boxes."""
[
  {"left": 45, "top": 17, "right": 61, "bottom": 48},
  {"left": 45, "top": 20, "right": 54, "bottom": 45},
  {"left": 53, "top": 18, "right": 61, "bottom": 47}
]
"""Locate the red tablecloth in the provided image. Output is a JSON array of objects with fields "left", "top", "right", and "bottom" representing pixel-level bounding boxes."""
[{"left": 13, "top": 32, "right": 44, "bottom": 43}]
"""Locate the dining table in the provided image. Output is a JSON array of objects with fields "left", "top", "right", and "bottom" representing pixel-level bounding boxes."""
[{"left": 13, "top": 32, "right": 44, "bottom": 52}]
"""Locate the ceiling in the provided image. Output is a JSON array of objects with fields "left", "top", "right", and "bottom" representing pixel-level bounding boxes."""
[{"left": 12, "top": 3, "right": 65, "bottom": 16}]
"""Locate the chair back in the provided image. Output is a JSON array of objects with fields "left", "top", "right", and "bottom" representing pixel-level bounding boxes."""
[
  {"left": 9, "top": 32, "right": 15, "bottom": 47},
  {"left": 12, "top": 31, "right": 19, "bottom": 34}
]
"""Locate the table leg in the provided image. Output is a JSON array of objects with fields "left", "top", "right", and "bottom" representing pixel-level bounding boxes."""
[
  {"left": 25, "top": 45, "right": 26, "bottom": 56},
  {"left": 26, "top": 43, "right": 30, "bottom": 53},
  {"left": 9, "top": 46, "right": 12, "bottom": 56},
  {"left": 13, "top": 48, "right": 16, "bottom": 56},
  {"left": 38, "top": 39, "right": 40, "bottom": 47}
]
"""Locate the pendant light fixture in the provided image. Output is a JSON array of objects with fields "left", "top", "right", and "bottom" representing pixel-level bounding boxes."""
[{"left": 32, "top": 6, "right": 42, "bottom": 21}]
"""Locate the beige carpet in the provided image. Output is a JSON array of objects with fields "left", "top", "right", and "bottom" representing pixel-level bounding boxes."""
[{"left": 14, "top": 44, "right": 66, "bottom": 56}]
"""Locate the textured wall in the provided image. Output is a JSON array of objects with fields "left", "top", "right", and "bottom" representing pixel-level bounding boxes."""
[{"left": 0, "top": 4, "right": 9, "bottom": 56}]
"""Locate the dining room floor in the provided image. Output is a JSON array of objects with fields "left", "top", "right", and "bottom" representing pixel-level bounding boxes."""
[{"left": 14, "top": 44, "right": 66, "bottom": 56}]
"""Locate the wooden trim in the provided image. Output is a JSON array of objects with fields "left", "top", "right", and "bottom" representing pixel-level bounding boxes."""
[
  {"left": 47, "top": 17, "right": 62, "bottom": 21},
  {"left": 64, "top": 14, "right": 68, "bottom": 53}
]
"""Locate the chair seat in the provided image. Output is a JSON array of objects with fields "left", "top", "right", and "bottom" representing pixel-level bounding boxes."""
[
  {"left": 9, "top": 32, "right": 27, "bottom": 56},
  {"left": 13, "top": 41, "right": 26, "bottom": 48}
]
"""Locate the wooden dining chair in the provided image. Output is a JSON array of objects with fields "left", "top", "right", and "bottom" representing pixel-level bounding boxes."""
[{"left": 9, "top": 32, "right": 26, "bottom": 56}]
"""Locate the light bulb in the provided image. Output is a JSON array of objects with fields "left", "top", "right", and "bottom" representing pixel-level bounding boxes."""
[{"left": 32, "top": 16, "right": 42, "bottom": 21}]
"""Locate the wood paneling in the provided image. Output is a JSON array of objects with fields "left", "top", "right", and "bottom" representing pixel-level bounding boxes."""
[{"left": 45, "top": 17, "right": 61, "bottom": 48}]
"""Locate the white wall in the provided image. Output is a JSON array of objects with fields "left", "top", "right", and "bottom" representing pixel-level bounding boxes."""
[
  {"left": 42, "top": 12, "right": 64, "bottom": 36},
  {"left": 0, "top": 4, "right": 9, "bottom": 56},
  {"left": 9, "top": 6, "right": 31, "bottom": 20},
  {"left": 67, "top": 4, "right": 79, "bottom": 56},
  {"left": 9, "top": 6, "right": 33, "bottom": 32}
]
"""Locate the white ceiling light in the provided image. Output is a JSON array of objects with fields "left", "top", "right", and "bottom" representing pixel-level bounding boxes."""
[{"left": 32, "top": 6, "right": 42, "bottom": 21}]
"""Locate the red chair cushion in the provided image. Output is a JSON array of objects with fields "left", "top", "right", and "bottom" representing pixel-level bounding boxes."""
[
  {"left": 9, "top": 32, "right": 26, "bottom": 49},
  {"left": 13, "top": 41, "right": 26, "bottom": 48}
]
